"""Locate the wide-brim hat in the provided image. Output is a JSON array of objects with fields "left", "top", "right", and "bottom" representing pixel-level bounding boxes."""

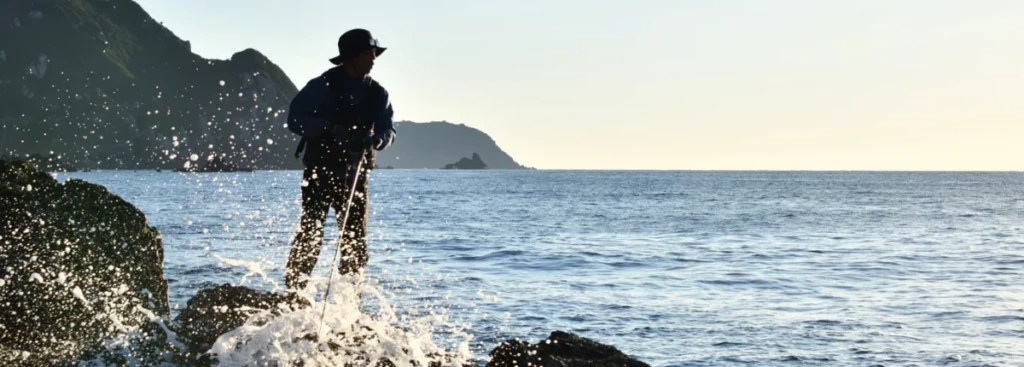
[{"left": 329, "top": 28, "right": 386, "bottom": 65}]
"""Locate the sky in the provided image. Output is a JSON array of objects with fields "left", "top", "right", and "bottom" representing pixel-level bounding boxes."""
[{"left": 135, "top": 0, "right": 1024, "bottom": 170}]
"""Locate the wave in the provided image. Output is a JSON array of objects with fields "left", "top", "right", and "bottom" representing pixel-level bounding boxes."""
[{"left": 80, "top": 255, "right": 476, "bottom": 366}]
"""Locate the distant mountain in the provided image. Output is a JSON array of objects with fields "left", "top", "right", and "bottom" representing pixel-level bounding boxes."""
[
  {"left": 0, "top": 0, "right": 299, "bottom": 170},
  {"left": 378, "top": 121, "right": 525, "bottom": 169},
  {"left": 0, "top": 0, "right": 526, "bottom": 170}
]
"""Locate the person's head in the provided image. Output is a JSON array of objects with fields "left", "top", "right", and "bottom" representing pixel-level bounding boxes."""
[{"left": 329, "top": 29, "right": 386, "bottom": 76}]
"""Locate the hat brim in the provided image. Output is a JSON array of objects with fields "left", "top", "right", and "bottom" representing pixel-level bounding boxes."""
[{"left": 329, "top": 47, "right": 387, "bottom": 65}]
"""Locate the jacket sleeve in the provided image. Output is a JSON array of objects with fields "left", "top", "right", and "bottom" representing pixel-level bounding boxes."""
[
  {"left": 372, "top": 87, "right": 397, "bottom": 151},
  {"left": 287, "top": 77, "right": 332, "bottom": 139}
]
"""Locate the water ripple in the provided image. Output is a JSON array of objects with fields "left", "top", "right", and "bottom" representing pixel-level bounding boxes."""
[{"left": 60, "top": 170, "right": 1024, "bottom": 366}]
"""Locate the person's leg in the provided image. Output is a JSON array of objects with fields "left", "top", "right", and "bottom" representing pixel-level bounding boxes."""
[
  {"left": 333, "top": 160, "right": 370, "bottom": 275},
  {"left": 285, "top": 166, "right": 331, "bottom": 290}
]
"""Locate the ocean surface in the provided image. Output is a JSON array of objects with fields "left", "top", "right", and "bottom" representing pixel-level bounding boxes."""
[{"left": 59, "top": 170, "right": 1024, "bottom": 366}]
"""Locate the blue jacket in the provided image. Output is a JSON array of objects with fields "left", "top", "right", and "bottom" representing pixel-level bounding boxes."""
[{"left": 287, "top": 70, "right": 396, "bottom": 167}]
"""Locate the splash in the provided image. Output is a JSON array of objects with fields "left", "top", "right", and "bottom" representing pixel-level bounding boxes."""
[
  {"left": 207, "top": 257, "right": 476, "bottom": 367},
  {"left": 211, "top": 254, "right": 281, "bottom": 290},
  {"left": 76, "top": 297, "right": 183, "bottom": 367}
]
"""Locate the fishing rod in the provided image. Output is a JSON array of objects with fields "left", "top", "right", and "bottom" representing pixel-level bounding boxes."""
[{"left": 316, "top": 146, "right": 368, "bottom": 341}]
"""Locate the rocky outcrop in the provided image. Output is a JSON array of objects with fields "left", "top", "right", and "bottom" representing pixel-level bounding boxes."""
[
  {"left": 173, "top": 284, "right": 475, "bottom": 367},
  {"left": 444, "top": 153, "right": 489, "bottom": 170},
  {"left": 487, "top": 331, "right": 650, "bottom": 367},
  {"left": 174, "top": 284, "right": 302, "bottom": 355},
  {"left": 0, "top": 159, "right": 170, "bottom": 365}
]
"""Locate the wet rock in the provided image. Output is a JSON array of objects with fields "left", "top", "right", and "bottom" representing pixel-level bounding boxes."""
[
  {"left": 0, "top": 159, "right": 170, "bottom": 364},
  {"left": 174, "top": 284, "right": 303, "bottom": 356},
  {"left": 487, "top": 331, "right": 650, "bottom": 367},
  {"left": 176, "top": 284, "right": 478, "bottom": 367}
]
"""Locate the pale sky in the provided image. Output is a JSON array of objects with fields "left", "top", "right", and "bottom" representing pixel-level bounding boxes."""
[{"left": 135, "top": 0, "right": 1023, "bottom": 170}]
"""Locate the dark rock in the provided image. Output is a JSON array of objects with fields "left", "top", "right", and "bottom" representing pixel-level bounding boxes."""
[
  {"left": 175, "top": 284, "right": 481, "bottom": 366},
  {"left": 0, "top": 159, "right": 170, "bottom": 365},
  {"left": 173, "top": 284, "right": 304, "bottom": 356},
  {"left": 444, "top": 153, "right": 489, "bottom": 170},
  {"left": 487, "top": 331, "right": 650, "bottom": 367}
]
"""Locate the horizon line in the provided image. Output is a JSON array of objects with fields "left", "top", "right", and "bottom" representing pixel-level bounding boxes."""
[{"left": 57, "top": 168, "right": 1024, "bottom": 173}]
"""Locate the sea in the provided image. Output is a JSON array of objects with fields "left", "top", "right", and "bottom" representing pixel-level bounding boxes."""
[{"left": 58, "top": 170, "right": 1024, "bottom": 366}]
